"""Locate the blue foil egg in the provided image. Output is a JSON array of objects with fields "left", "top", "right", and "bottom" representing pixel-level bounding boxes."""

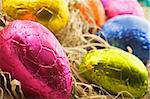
[{"left": 99, "top": 15, "right": 150, "bottom": 64}]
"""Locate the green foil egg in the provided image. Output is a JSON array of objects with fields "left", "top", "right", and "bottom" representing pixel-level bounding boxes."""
[{"left": 79, "top": 48, "right": 148, "bottom": 98}]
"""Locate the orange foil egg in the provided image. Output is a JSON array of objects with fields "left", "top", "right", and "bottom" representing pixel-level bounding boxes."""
[{"left": 74, "top": 0, "right": 106, "bottom": 27}]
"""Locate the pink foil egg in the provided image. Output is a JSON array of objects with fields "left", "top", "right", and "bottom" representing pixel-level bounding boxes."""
[
  {"left": 101, "top": 0, "right": 144, "bottom": 19},
  {"left": 0, "top": 20, "right": 72, "bottom": 99}
]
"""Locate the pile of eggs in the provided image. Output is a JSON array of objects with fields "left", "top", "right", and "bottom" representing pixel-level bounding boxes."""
[{"left": 1, "top": 0, "right": 150, "bottom": 98}]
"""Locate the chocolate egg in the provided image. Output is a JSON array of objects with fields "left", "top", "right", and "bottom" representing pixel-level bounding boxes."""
[
  {"left": 79, "top": 48, "right": 148, "bottom": 98},
  {"left": 0, "top": 20, "right": 72, "bottom": 99},
  {"left": 2, "top": 0, "right": 69, "bottom": 33},
  {"left": 101, "top": 0, "right": 144, "bottom": 19},
  {"left": 99, "top": 15, "right": 150, "bottom": 64}
]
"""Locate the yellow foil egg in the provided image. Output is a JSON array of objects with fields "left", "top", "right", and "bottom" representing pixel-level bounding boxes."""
[
  {"left": 79, "top": 48, "right": 148, "bottom": 98},
  {"left": 2, "top": 0, "right": 69, "bottom": 33}
]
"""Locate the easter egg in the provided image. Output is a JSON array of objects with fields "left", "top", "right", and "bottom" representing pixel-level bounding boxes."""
[
  {"left": 99, "top": 15, "right": 150, "bottom": 64},
  {"left": 79, "top": 48, "right": 148, "bottom": 98},
  {"left": 2, "top": 0, "right": 69, "bottom": 33},
  {"left": 0, "top": 20, "right": 72, "bottom": 99},
  {"left": 101, "top": 0, "right": 144, "bottom": 19},
  {"left": 74, "top": 0, "right": 106, "bottom": 27}
]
